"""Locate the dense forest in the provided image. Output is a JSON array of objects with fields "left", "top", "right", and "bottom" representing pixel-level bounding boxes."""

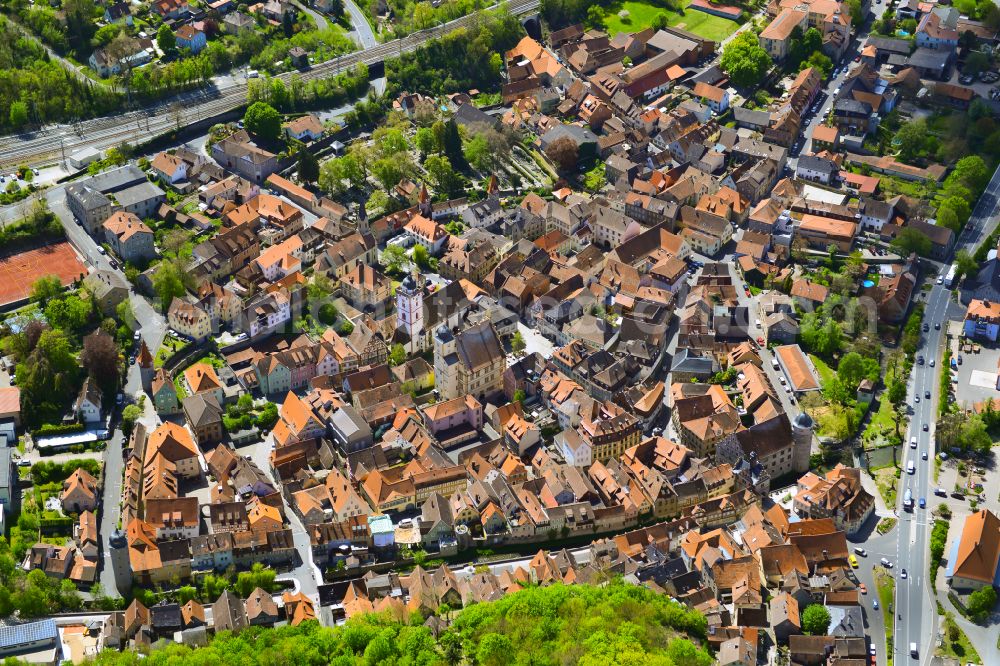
[
  {"left": 0, "top": 16, "right": 120, "bottom": 131},
  {"left": 385, "top": 7, "right": 522, "bottom": 97},
  {"left": 68, "top": 582, "right": 712, "bottom": 665}
]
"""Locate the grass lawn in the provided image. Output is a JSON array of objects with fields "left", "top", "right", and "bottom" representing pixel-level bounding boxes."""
[
  {"left": 938, "top": 612, "right": 981, "bottom": 663},
  {"left": 873, "top": 466, "right": 899, "bottom": 508},
  {"left": 809, "top": 353, "right": 835, "bottom": 385},
  {"left": 864, "top": 395, "right": 899, "bottom": 443},
  {"left": 602, "top": 0, "right": 740, "bottom": 41},
  {"left": 875, "top": 569, "right": 895, "bottom": 666}
]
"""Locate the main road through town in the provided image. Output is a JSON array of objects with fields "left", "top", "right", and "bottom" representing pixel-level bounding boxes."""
[
  {"left": 0, "top": 0, "right": 540, "bottom": 170},
  {"left": 894, "top": 162, "right": 1000, "bottom": 663}
]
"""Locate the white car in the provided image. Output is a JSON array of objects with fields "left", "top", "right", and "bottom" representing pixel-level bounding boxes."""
[{"left": 930, "top": 359, "right": 935, "bottom": 367}]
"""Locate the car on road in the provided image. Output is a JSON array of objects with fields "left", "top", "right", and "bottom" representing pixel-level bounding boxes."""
[
  {"left": 935, "top": 322, "right": 940, "bottom": 330},
  {"left": 97, "top": 247, "right": 106, "bottom": 255},
  {"left": 900, "top": 569, "right": 907, "bottom": 579},
  {"left": 915, "top": 395, "right": 920, "bottom": 402},
  {"left": 849, "top": 554, "right": 859, "bottom": 568},
  {"left": 873, "top": 599, "right": 879, "bottom": 609},
  {"left": 930, "top": 359, "right": 935, "bottom": 367},
  {"left": 859, "top": 583, "right": 867, "bottom": 594},
  {"left": 925, "top": 390, "right": 931, "bottom": 399},
  {"left": 917, "top": 355, "right": 924, "bottom": 365},
  {"left": 958, "top": 355, "right": 963, "bottom": 365},
  {"left": 922, "top": 451, "right": 928, "bottom": 460},
  {"left": 923, "top": 423, "right": 928, "bottom": 431},
  {"left": 960, "top": 74, "right": 975, "bottom": 84},
  {"left": 880, "top": 558, "right": 893, "bottom": 568},
  {"left": 937, "top": 276, "right": 944, "bottom": 284},
  {"left": 919, "top": 497, "right": 926, "bottom": 508},
  {"left": 855, "top": 547, "right": 866, "bottom": 556},
  {"left": 922, "top": 323, "right": 929, "bottom": 332},
  {"left": 910, "top": 436, "right": 917, "bottom": 448}
]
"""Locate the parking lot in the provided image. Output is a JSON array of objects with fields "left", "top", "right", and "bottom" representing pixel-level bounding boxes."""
[{"left": 949, "top": 335, "right": 1000, "bottom": 409}]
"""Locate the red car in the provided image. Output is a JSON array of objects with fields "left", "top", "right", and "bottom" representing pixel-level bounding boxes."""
[
  {"left": 756, "top": 336, "right": 765, "bottom": 345},
  {"left": 859, "top": 583, "right": 867, "bottom": 594}
]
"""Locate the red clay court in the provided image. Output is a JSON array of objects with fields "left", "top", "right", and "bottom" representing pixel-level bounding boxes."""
[{"left": 0, "top": 242, "right": 86, "bottom": 307}]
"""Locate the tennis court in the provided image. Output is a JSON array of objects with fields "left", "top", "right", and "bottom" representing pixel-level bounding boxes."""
[{"left": 0, "top": 242, "right": 86, "bottom": 307}]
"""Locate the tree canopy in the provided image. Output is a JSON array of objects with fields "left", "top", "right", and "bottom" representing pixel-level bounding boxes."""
[
  {"left": 79, "top": 582, "right": 710, "bottom": 666},
  {"left": 720, "top": 31, "right": 772, "bottom": 88},
  {"left": 802, "top": 604, "right": 832, "bottom": 635},
  {"left": 244, "top": 102, "right": 282, "bottom": 141}
]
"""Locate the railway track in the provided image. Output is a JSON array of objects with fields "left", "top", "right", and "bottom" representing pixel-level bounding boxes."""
[{"left": 0, "top": 0, "right": 540, "bottom": 170}]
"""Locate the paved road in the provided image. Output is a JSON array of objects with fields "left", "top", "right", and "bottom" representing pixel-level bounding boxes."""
[
  {"left": 344, "top": 0, "right": 377, "bottom": 49},
  {"left": 294, "top": 0, "right": 329, "bottom": 30},
  {"left": 892, "top": 159, "right": 1000, "bottom": 664},
  {"left": 243, "top": 435, "right": 323, "bottom": 608},
  {"left": 796, "top": 1, "right": 891, "bottom": 163},
  {"left": 893, "top": 284, "right": 943, "bottom": 664},
  {"left": 0, "top": 0, "right": 539, "bottom": 170}
]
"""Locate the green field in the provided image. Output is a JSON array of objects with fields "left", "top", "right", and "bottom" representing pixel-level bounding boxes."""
[{"left": 602, "top": 0, "right": 740, "bottom": 41}]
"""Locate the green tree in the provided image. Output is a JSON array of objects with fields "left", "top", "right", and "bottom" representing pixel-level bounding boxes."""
[
  {"left": 425, "top": 154, "right": 457, "bottom": 193},
  {"left": 382, "top": 245, "right": 408, "bottom": 276},
  {"left": 845, "top": 0, "right": 864, "bottom": 24},
  {"left": 415, "top": 126, "right": 438, "bottom": 156},
  {"left": 389, "top": 343, "right": 406, "bottom": 366},
  {"left": 372, "top": 157, "right": 404, "bottom": 191},
  {"left": 30, "top": 275, "right": 63, "bottom": 304},
  {"left": 585, "top": 5, "right": 605, "bottom": 28},
  {"left": 720, "top": 30, "right": 772, "bottom": 88},
  {"left": 939, "top": 196, "right": 971, "bottom": 227},
  {"left": 442, "top": 119, "right": 463, "bottom": 164},
  {"left": 511, "top": 330, "right": 526, "bottom": 356},
  {"left": 244, "top": 102, "right": 282, "bottom": 141},
  {"left": 156, "top": 24, "right": 176, "bottom": 53},
  {"left": 891, "top": 227, "right": 932, "bottom": 257},
  {"left": 802, "top": 604, "right": 832, "bottom": 635},
  {"left": 9, "top": 101, "right": 29, "bottom": 128},
  {"left": 666, "top": 638, "right": 713, "bottom": 666},
  {"left": 317, "top": 303, "right": 338, "bottom": 325},
  {"left": 804, "top": 50, "right": 833, "bottom": 77},
  {"left": 464, "top": 134, "right": 493, "bottom": 173},
  {"left": 966, "top": 585, "right": 997, "bottom": 623},
  {"left": 936, "top": 205, "right": 961, "bottom": 233},
  {"left": 951, "top": 155, "right": 989, "bottom": 193},
  {"left": 298, "top": 147, "right": 320, "bottom": 184},
  {"left": 121, "top": 404, "right": 141, "bottom": 436},
  {"left": 955, "top": 249, "right": 979, "bottom": 282},
  {"left": 477, "top": 633, "right": 515, "bottom": 666},
  {"left": 152, "top": 259, "right": 189, "bottom": 311},
  {"left": 412, "top": 243, "right": 432, "bottom": 271}
]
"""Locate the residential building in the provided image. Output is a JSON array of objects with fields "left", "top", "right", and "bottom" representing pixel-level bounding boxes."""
[
  {"left": 103, "top": 211, "right": 156, "bottom": 264},
  {"left": 433, "top": 323, "right": 507, "bottom": 401},
  {"left": 946, "top": 508, "right": 1000, "bottom": 590}
]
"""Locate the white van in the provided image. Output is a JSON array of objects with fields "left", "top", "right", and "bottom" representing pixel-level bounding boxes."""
[
  {"left": 907, "top": 460, "right": 915, "bottom": 474},
  {"left": 909, "top": 436, "right": 917, "bottom": 449},
  {"left": 910, "top": 643, "right": 917, "bottom": 658}
]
